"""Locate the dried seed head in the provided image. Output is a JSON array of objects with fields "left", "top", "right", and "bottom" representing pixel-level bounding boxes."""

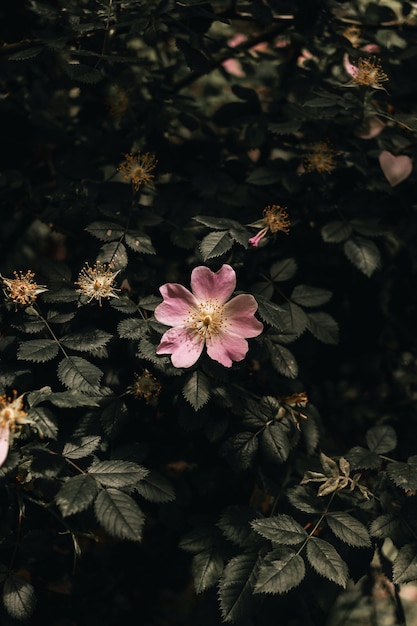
[
  {"left": 118, "top": 152, "right": 157, "bottom": 191},
  {"left": 304, "top": 141, "right": 337, "bottom": 174},
  {"left": 1, "top": 271, "right": 48, "bottom": 306},
  {"left": 263, "top": 205, "right": 291, "bottom": 234},
  {"left": 75, "top": 261, "right": 120, "bottom": 306},
  {"left": 128, "top": 370, "right": 161, "bottom": 403},
  {"left": 351, "top": 57, "right": 388, "bottom": 87}
]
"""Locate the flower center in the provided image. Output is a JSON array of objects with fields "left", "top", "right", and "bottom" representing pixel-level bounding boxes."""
[{"left": 186, "top": 299, "right": 227, "bottom": 338}]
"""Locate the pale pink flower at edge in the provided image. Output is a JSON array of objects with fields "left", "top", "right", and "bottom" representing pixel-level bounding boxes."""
[{"left": 154, "top": 265, "right": 264, "bottom": 368}]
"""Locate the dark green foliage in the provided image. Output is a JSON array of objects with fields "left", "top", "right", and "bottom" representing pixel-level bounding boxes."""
[{"left": 2, "top": 0, "right": 417, "bottom": 623}]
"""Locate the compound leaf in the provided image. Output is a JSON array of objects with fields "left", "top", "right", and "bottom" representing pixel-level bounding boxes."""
[
  {"left": 251, "top": 514, "right": 307, "bottom": 545},
  {"left": 306, "top": 537, "right": 348, "bottom": 587},
  {"left": 254, "top": 548, "right": 305, "bottom": 594},
  {"left": 55, "top": 474, "right": 98, "bottom": 517},
  {"left": 94, "top": 488, "right": 145, "bottom": 542},
  {"left": 326, "top": 512, "right": 371, "bottom": 547}
]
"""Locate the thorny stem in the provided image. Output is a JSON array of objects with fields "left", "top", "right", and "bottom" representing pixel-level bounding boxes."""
[{"left": 95, "top": 0, "right": 114, "bottom": 69}]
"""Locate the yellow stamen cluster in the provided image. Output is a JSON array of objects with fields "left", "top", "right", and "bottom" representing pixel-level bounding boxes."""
[
  {"left": 118, "top": 152, "right": 157, "bottom": 191},
  {"left": 263, "top": 205, "right": 291, "bottom": 234},
  {"left": 304, "top": 141, "right": 337, "bottom": 174},
  {"left": 186, "top": 299, "right": 228, "bottom": 339},
  {"left": 75, "top": 261, "right": 120, "bottom": 306},
  {"left": 352, "top": 57, "right": 388, "bottom": 87},
  {"left": 1, "top": 271, "right": 47, "bottom": 306},
  {"left": 0, "top": 391, "right": 27, "bottom": 432},
  {"left": 128, "top": 370, "right": 161, "bottom": 403}
]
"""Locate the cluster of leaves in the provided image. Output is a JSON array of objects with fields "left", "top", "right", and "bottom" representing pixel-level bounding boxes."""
[{"left": 1, "top": 0, "right": 417, "bottom": 624}]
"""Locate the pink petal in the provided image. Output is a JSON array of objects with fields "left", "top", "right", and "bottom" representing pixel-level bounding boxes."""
[
  {"left": 379, "top": 151, "right": 413, "bottom": 187},
  {"left": 190, "top": 265, "right": 236, "bottom": 304},
  {"left": 224, "top": 295, "right": 264, "bottom": 338},
  {"left": 154, "top": 284, "right": 198, "bottom": 326},
  {"left": 343, "top": 53, "right": 358, "bottom": 78},
  {"left": 357, "top": 116, "right": 385, "bottom": 139},
  {"left": 0, "top": 426, "right": 10, "bottom": 467},
  {"left": 206, "top": 332, "right": 249, "bottom": 367},
  {"left": 156, "top": 326, "right": 204, "bottom": 368}
]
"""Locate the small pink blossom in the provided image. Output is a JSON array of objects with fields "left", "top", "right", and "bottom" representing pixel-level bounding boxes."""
[
  {"left": 379, "top": 151, "right": 413, "bottom": 186},
  {"left": 154, "top": 265, "right": 263, "bottom": 368}
]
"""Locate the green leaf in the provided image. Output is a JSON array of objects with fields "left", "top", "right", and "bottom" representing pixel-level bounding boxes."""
[
  {"left": 117, "top": 318, "right": 147, "bottom": 339},
  {"left": 88, "top": 460, "right": 149, "bottom": 488},
  {"left": 365, "top": 425, "right": 397, "bottom": 454},
  {"left": 287, "top": 485, "right": 321, "bottom": 514},
  {"left": 182, "top": 370, "right": 210, "bottom": 411},
  {"left": 199, "top": 231, "right": 234, "bottom": 260},
  {"left": 255, "top": 295, "right": 285, "bottom": 330},
  {"left": 194, "top": 216, "right": 241, "bottom": 230},
  {"left": 65, "top": 62, "right": 104, "bottom": 83},
  {"left": 254, "top": 548, "right": 305, "bottom": 594},
  {"left": 218, "top": 506, "right": 259, "bottom": 548},
  {"left": 291, "top": 285, "right": 332, "bottom": 308},
  {"left": 63, "top": 436, "right": 101, "bottom": 459},
  {"left": 125, "top": 232, "right": 156, "bottom": 255},
  {"left": 370, "top": 514, "right": 400, "bottom": 539},
  {"left": 393, "top": 544, "right": 417, "bottom": 584},
  {"left": 219, "top": 553, "right": 262, "bottom": 623},
  {"left": 17, "top": 339, "right": 59, "bottom": 363},
  {"left": 9, "top": 45, "right": 44, "bottom": 60},
  {"left": 192, "top": 551, "right": 224, "bottom": 594},
  {"left": 326, "top": 512, "right": 371, "bottom": 548},
  {"left": 3, "top": 574, "right": 36, "bottom": 621},
  {"left": 55, "top": 474, "right": 98, "bottom": 517},
  {"left": 306, "top": 537, "right": 348, "bottom": 587},
  {"left": 97, "top": 242, "right": 128, "bottom": 270},
  {"left": 61, "top": 329, "right": 112, "bottom": 352},
  {"left": 221, "top": 432, "right": 258, "bottom": 470},
  {"left": 179, "top": 527, "right": 216, "bottom": 554},
  {"left": 307, "top": 312, "right": 339, "bottom": 345},
  {"left": 135, "top": 470, "right": 175, "bottom": 503},
  {"left": 251, "top": 515, "right": 307, "bottom": 544},
  {"left": 321, "top": 221, "right": 352, "bottom": 243},
  {"left": 29, "top": 406, "right": 58, "bottom": 439},
  {"left": 346, "top": 446, "right": 381, "bottom": 470},
  {"left": 95, "top": 488, "right": 145, "bottom": 542},
  {"left": 267, "top": 340, "right": 298, "bottom": 379},
  {"left": 344, "top": 237, "right": 381, "bottom": 277},
  {"left": 57, "top": 357, "right": 103, "bottom": 393},
  {"left": 270, "top": 258, "right": 297, "bottom": 282},
  {"left": 387, "top": 458, "right": 417, "bottom": 491},
  {"left": 261, "top": 423, "right": 291, "bottom": 464},
  {"left": 279, "top": 302, "right": 308, "bottom": 338},
  {"left": 85, "top": 221, "right": 124, "bottom": 241},
  {"left": 47, "top": 391, "right": 100, "bottom": 408}
]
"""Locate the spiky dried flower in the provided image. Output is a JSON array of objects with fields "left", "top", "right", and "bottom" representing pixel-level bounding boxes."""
[
  {"left": 304, "top": 141, "right": 337, "bottom": 174},
  {"left": 75, "top": 261, "right": 120, "bottom": 306},
  {"left": 128, "top": 370, "right": 161, "bottom": 403},
  {"left": 350, "top": 57, "right": 388, "bottom": 88},
  {"left": 249, "top": 205, "right": 290, "bottom": 247},
  {"left": 1, "top": 271, "right": 48, "bottom": 307},
  {"left": 118, "top": 151, "right": 157, "bottom": 191}
]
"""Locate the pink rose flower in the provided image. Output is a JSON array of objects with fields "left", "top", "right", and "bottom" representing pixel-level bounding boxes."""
[{"left": 154, "top": 264, "right": 263, "bottom": 368}]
